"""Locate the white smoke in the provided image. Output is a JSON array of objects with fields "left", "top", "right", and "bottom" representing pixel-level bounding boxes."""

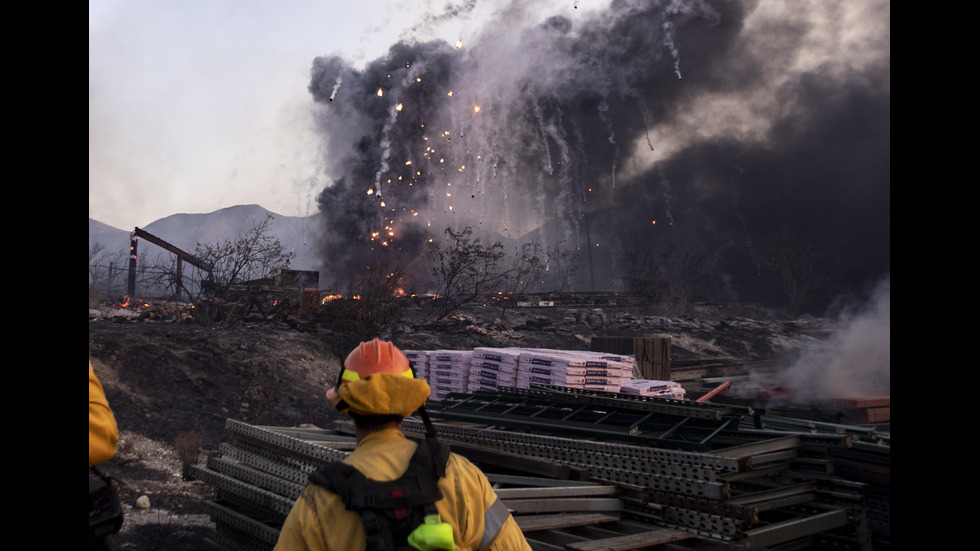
[{"left": 775, "top": 276, "right": 890, "bottom": 401}]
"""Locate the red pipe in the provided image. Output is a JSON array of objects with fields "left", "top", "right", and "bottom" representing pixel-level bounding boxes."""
[{"left": 697, "top": 380, "right": 732, "bottom": 402}]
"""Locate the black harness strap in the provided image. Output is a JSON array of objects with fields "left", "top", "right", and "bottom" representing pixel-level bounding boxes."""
[{"left": 309, "top": 436, "right": 451, "bottom": 551}]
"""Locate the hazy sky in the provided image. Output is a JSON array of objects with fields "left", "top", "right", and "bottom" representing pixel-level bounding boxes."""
[{"left": 89, "top": 0, "right": 537, "bottom": 229}]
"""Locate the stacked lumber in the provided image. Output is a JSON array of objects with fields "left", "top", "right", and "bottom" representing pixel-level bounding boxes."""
[{"left": 834, "top": 396, "right": 890, "bottom": 425}]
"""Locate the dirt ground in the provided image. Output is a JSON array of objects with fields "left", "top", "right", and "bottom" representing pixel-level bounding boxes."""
[{"left": 88, "top": 301, "right": 814, "bottom": 550}]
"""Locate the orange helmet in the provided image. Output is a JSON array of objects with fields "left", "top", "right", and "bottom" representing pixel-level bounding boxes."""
[{"left": 327, "top": 338, "right": 430, "bottom": 417}]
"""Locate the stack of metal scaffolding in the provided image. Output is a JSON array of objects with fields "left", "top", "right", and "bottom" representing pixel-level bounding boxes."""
[{"left": 191, "top": 385, "right": 888, "bottom": 550}]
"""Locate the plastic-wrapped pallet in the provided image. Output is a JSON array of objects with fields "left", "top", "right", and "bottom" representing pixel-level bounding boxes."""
[
  {"left": 467, "top": 369, "right": 518, "bottom": 392},
  {"left": 559, "top": 350, "right": 633, "bottom": 392},
  {"left": 516, "top": 368, "right": 626, "bottom": 392},
  {"left": 516, "top": 349, "right": 633, "bottom": 392},
  {"left": 619, "top": 379, "right": 686, "bottom": 399},
  {"left": 468, "top": 347, "right": 520, "bottom": 392},
  {"left": 426, "top": 350, "right": 472, "bottom": 401}
]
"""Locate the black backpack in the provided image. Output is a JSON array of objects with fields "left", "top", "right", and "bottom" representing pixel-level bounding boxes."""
[
  {"left": 89, "top": 466, "right": 123, "bottom": 550},
  {"left": 308, "top": 436, "right": 451, "bottom": 551}
]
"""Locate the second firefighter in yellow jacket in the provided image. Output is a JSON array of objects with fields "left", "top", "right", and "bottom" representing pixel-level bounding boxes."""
[
  {"left": 275, "top": 338, "right": 531, "bottom": 551},
  {"left": 89, "top": 361, "right": 119, "bottom": 467}
]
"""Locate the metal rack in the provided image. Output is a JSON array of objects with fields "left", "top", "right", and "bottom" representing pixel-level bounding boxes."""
[{"left": 429, "top": 384, "right": 762, "bottom": 452}]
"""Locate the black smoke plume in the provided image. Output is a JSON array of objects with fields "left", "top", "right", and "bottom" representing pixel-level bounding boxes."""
[{"left": 308, "top": 0, "right": 889, "bottom": 313}]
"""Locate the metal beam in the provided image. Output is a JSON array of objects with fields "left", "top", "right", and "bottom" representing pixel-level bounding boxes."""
[
  {"left": 200, "top": 500, "right": 281, "bottom": 549},
  {"left": 403, "top": 420, "right": 749, "bottom": 473},
  {"left": 516, "top": 513, "right": 621, "bottom": 533},
  {"left": 565, "top": 528, "right": 695, "bottom": 551},
  {"left": 737, "top": 506, "right": 849, "bottom": 548}
]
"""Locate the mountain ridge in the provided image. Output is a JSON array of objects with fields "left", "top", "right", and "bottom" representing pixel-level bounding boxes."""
[{"left": 89, "top": 204, "right": 328, "bottom": 287}]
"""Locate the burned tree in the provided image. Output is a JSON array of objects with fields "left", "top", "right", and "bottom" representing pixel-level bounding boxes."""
[
  {"left": 493, "top": 242, "right": 547, "bottom": 315},
  {"left": 318, "top": 262, "right": 407, "bottom": 342},
  {"left": 544, "top": 241, "right": 584, "bottom": 294},
  {"left": 428, "top": 226, "right": 508, "bottom": 320},
  {"left": 185, "top": 216, "right": 296, "bottom": 325}
]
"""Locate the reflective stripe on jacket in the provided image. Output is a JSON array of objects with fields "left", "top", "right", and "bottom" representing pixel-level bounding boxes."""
[{"left": 275, "top": 428, "right": 531, "bottom": 551}]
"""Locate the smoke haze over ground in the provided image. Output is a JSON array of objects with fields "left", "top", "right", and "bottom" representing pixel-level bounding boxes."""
[
  {"left": 774, "top": 275, "right": 890, "bottom": 400},
  {"left": 308, "top": 0, "right": 889, "bottom": 313}
]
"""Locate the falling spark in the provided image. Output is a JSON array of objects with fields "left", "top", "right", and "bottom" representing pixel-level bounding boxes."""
[{"left": 377, "top": 87, "right": 383, "bottom": 97}]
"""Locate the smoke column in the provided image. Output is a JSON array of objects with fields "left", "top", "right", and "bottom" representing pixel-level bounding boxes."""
[{"left": 306, "top": 0, "right": 889, "bottom": 309}]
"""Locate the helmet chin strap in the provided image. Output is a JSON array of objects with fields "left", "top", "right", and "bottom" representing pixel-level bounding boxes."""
[
  {"left": 332, "top": 362, "right": 350, "bottom": 413},
  {"left": 416, "top": 404, "right": 439, "bottom": 439},
  {"left": 408, "top": 362, "right": 439, "bottom": 439}
]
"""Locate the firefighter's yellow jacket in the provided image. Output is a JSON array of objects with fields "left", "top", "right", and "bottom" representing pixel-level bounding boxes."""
[
  {"left": 89, "top": 362, "right": 119, "bottom": 466},
  {"left": 275, "top": 428, "right": 531, "bottom": 551}
]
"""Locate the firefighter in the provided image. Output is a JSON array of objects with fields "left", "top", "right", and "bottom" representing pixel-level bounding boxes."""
[
  {"left": 275, "top": 338, "right": 531, "bottom": 551},
  {"left": 90, "top": 362, "right": 123, "bottom": 550},
  {"left": 89, "top": 362, "right": 118, "bottom": 466}
]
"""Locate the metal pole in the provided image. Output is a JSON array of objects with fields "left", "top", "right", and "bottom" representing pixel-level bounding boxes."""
[
  {"left": 697, "top": 381, "right": 733, "bottom": 403},
  {"left": 106, "top": 262, "right": 113, "bottom": 302},
  {"left": 127, "top": 233, "right": 138, "bottom": 298}
]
